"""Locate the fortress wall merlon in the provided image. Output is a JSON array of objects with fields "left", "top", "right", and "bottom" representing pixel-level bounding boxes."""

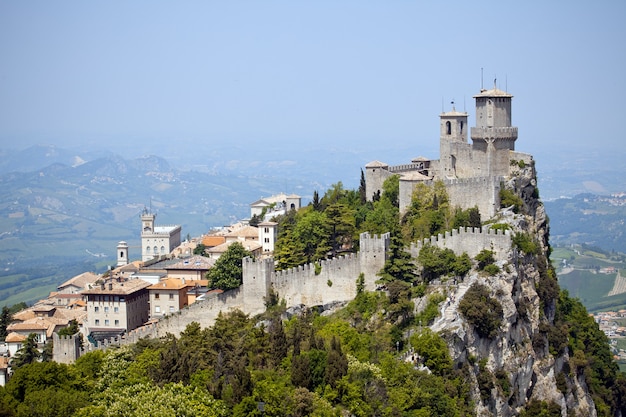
[
  {"left": 409, "top": 227, "right": 512, "bottom": 261},
  {"left": 389, "top": 163, "right": 426, "bottom": 173}
]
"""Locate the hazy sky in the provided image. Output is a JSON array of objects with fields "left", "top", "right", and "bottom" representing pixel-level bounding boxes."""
[{"left": 1, "top": 1, "right": 624, "bottom": 166}]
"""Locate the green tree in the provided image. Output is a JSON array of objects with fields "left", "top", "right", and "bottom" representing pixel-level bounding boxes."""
[
  {"left": 359, "top": 169, "right": 367, "bottom": 205},
  {"left": 292, "top": 210, "right": 331, "bottom": 264},
  {"left": 381, "top": 175, "right": 400, "bottom": 208},
  {"left": 325, "top": 336, "right": 348, "bottom": 388},
  {"left": 377, "top": 233, "right": 417, "bottom": 284},
  {"left": 206, "top": 242, "right": 251, "bottom": 290},
  {"left": 193, "top": 243, "right": 207, "bottom": 255},
  {"left": 325, "top": 203, "right": 356, "bottom": 257},
  {"left": 458, "top": 283, "right": 503, "bottom": 338},
  {"left": 418, "top": 244, "right": 457, "bottom": 282},
  {"left": 0, "top": 306, "right": 11, "bottom": 340},
  {"left": 409, "top": 328, "right": 453, "bottom": 376},
  {"left": 11, "top": 333, "right": 40, "bottom": 368},
  {"left": 4, "top": 361, "right": 91, "bottom": 417}
]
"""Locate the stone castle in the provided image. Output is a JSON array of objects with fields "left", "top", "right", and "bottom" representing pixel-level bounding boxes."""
[
  {"left": 365, "top": 84, "right": 533, "bottom": 218},
  {"left": 57, "top": 85, "right": 524, "bottom": 353}
]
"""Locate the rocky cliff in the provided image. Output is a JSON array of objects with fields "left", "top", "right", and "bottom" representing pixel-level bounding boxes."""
[{"left": 428, "top": 161, "right": 623, "bottom": 416}]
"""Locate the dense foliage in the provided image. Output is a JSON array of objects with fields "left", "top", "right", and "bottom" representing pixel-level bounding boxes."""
[
  {"left": 205, "top": 242, "right": 251, "bottom": 290},
  {"left": 0, "top": 302, "right": 477, "bottom": 416}
]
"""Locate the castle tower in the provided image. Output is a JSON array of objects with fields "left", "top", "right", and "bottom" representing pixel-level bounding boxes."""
[
  {"left": 117, "top": 241, "right": 129, "bottom": 267},
  {"left": 471, "top": 85, "right": 518, "bottom": 152},
  {"left": 470, "top": 85, "right": 518, "bottom": 180},
  {"left": 439, "top": 104, "right": 469, "bottom": 178}
]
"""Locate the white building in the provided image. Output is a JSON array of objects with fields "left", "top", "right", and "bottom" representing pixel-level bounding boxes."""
[{"left": 140, "top": 209, "right": 182, "bottom": 262}]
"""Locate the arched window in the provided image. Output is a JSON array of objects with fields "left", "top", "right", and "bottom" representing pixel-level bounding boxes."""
[
  {"left": 119, "top": 251, "right": 124, "bottom": 258},
  {"left": 460, "top": 121, "right": 464, "bottom": 134},
  {"left": 146, "top": 246, "right": 150, "bottom": 254},
  {"left": 153, "top": 246, "right": 158, "bottom": 254},
  {"left": 446, "top": 121, "right": 451, "bottom": 135},
  {"left": 161, "top": 246, "right": 165, "bottom": 254}
]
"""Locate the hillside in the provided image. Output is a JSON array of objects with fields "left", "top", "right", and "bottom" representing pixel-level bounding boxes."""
[{"left": 20, "top": 159, "right": 623, "bottom": 416}]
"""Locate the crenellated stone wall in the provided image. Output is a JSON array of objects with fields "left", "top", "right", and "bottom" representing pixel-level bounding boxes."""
[
  {"left": 55, "top": 228, "right": 507, "bottom": 361},
  {"left": 409, "top": 226, "right": 511, "bottom": 261}
]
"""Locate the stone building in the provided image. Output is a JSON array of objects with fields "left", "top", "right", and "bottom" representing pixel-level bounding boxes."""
[
  {"left": 140, "top": 208, "right": 182, "bottom": 262},
  {"left": 82, "top": 278, "right": 150, "bottom": 342},
  {"left": 147, "top": 278, "right": 195, "bottom": 319},
  {"left": 365, "top": 85, "right": 532, "bottom": 219}
]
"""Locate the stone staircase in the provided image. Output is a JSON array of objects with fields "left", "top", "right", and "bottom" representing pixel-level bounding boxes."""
[{"left": 431, "top": 274, "right": 477, "bottom": 332}]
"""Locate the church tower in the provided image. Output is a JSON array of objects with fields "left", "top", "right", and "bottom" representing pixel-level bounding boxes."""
[
  {"left": 439, "top": 103, "right": 469, "bottom": 178},
  {"left": 116, "top": 241, "right": 129, "bottom": 267}
]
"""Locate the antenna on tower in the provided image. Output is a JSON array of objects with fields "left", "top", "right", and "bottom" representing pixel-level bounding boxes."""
[
  {"left": 463, "top": 96, "right": 466, "bottom": 112},
  {"left": 505, "top": 74, "right": 508, "bottom": 92},
  {"left": 441, "top": 97, "right": 444, "bottom": 113},
  {"left": 481, "top": 67, "right": 484, "bottom": 90}
]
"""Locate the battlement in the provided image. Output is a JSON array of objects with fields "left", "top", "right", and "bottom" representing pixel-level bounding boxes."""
[
  {"left": 471, "top": 126, "right": 518, "bottom": 140},
  {"left": 442, "top": 176, "right": 504, "bottom": 186},
  {"left": 274, "top": 253, "right": 357, "bottom": 278},
  {"left": 389, "top": 163, "right": 427, "bottom": 173},
  {"left": 359, "top": 232, "right": 390, "bottom": 252},
  {"left": 410, "top": 226, "right": 511, "bottom": 261}
]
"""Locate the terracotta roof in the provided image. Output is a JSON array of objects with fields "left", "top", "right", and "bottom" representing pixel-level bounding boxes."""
[
  {"left": 202, "top": 235, "right": 226, "bottom": 247},
  {"left": 8, "top": 321, "right": 48, "bottom": 331},
  {"left": 52, "top": 293, "right": 83, "bottom": 299},
  {"left": 58, "top": 271, "right": 100, "bottom": 291},
  {"left": 5, "top": 332, "right": 26, "bottom": 343},
  {"left": 165, "top": 256, "right": 214, "bottom": 270},
  {"left": 207, "top": 240, "right": 262, "bottom": 254},
  {"left": 114, "top": 261, "right": 142, "bottom": 274},
  {"left": 148, "top": 278, "right": 196, "bottom": 291},
  {"left": 82, "top": 278, "right": 151, "bottom": 295},
  {"left": 224, "top": 225, "right": 259, "bottom": 239},
  {"left": 12, "top": 309, "right": 36, "bottom": 322},
  {"left": 401, "top": 171, "right": 431, "bottom": 181}
]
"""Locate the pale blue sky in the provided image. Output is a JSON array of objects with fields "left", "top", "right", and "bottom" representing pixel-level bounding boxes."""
[{"left": 1, "top": 1, "right": 624, "bottom": 169}]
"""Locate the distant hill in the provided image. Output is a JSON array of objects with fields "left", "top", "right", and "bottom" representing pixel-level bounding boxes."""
[
  {"left": 544, "top": 193, "right": 626, "bottom": 253},
  {"left": 0, "top": 148, "right": 323, "bottom": 306}
]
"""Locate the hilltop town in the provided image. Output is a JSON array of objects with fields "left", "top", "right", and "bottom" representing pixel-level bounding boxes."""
[{"left": 2, "top": 86, "right": 625, "bottom": 416}]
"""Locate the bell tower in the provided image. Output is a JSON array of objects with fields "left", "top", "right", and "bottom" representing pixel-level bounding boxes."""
[
  {"left": 439, "top": 103, "right": 469, "bottom": 178},
  {"left": 117, "top": 241, "right": 129, "bottom": 267}
]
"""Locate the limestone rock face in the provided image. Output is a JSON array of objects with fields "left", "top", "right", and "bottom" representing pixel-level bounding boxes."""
[{"left": 433, "top": 164, "right": 598, "bottom": 416}]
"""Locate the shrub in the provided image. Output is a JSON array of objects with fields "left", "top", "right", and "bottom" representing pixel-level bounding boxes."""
[
  {"left": 475, "top": 249, "right": 495, "bottom": 270},
  {"left": 483, "top": 264, "right": 500, "bottom": 276},
  {"left": 458, "top": 284, "right": 503, "bottom": 339},
  {"left": 499, "top": 188, "right": 523, "bottom": 213},
  {"left": 512, "top": 232, "right": 539, "bottom": 255}
]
